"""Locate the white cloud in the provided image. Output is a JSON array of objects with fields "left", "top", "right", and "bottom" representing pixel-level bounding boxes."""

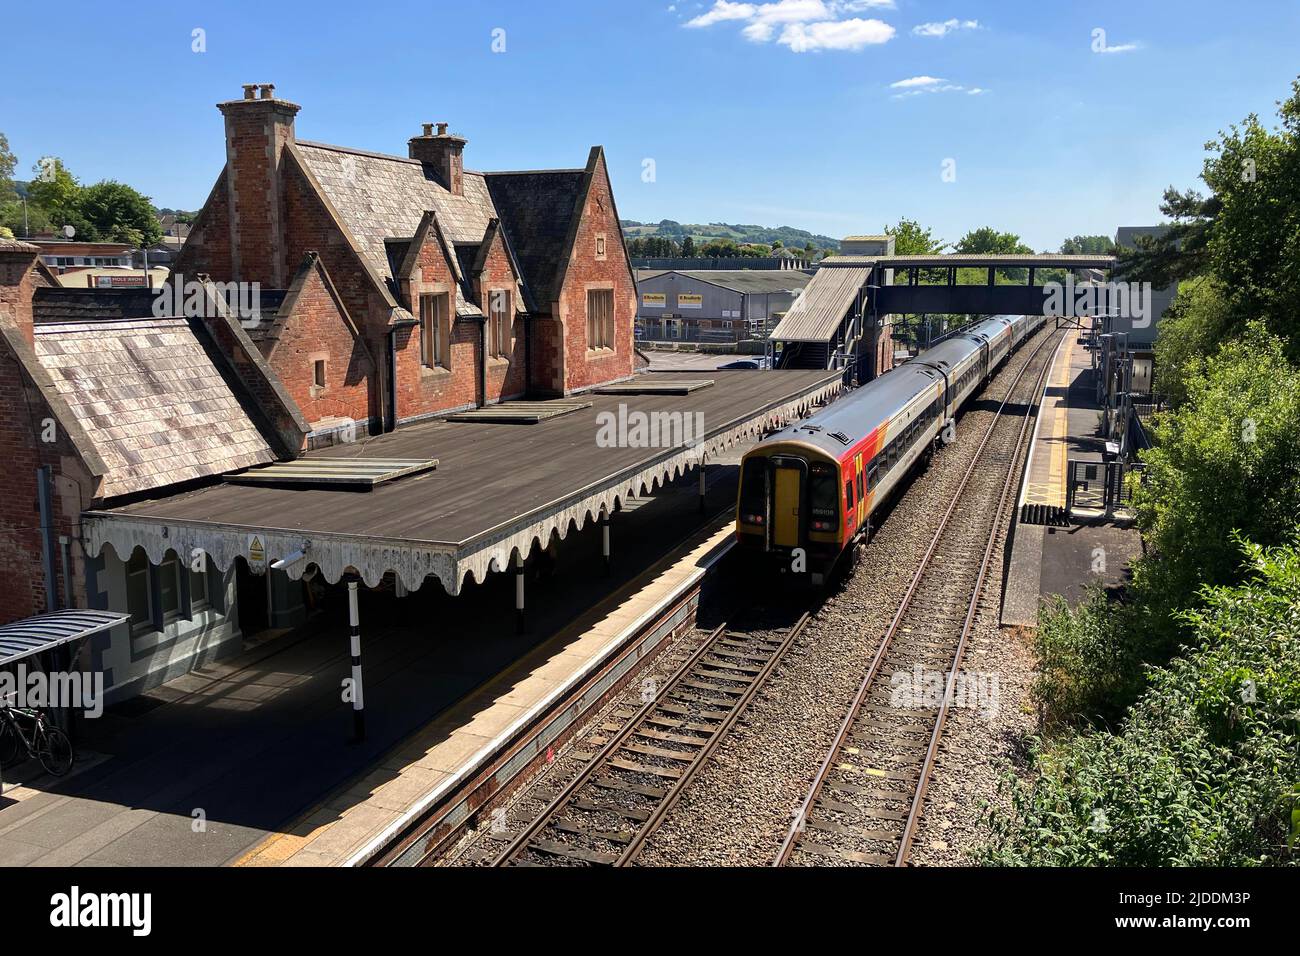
[
  {"left": 684, "top": 0, "right": 897, "bottom": 52},
  {"left": 685, "top": 1, "right": 757, "bottom": 27},
  {"left": 912, "top": 18, "right": 980, "bottom": 38},
  {"left": 889, "top": 76, "right": 988, "bottom": 98},
  {"left": 779, "top": 17, "right": 895, "bottom": 51},
  {"left": 1099, "top": 41, "right": 1140, "bottom": 54},
  {"left": 890, "top": 75, "right": 944, "bottom": 88}
]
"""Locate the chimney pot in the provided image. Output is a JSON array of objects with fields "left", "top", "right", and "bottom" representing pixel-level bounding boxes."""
[
  {"left": 242, "top": 84, "right": 257, "bottom": 100},
  {"left": 422, "top": 123, "right": 434, "bottom": 136},
  {"left": 259, "top": 83, "right": 275, "bottom": 100},
  {"left": 436, "top": 122, "right": 449, "bottom": 136}
]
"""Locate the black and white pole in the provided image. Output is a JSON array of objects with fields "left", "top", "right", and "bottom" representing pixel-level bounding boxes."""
[
  {"left": 601, "top": 506, "right": 611, "bottom": 575},
  {"left": 515, "top": 551, "right": 526, "bottom": 633},
  {"left": 698, "top": 456, "right": 707, "bottom": 514},
  {"left": 347, "top": 575, "right": 365, "bottom": 742}
]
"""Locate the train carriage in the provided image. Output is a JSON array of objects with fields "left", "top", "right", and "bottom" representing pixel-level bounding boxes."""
[{"left": 737, "top": 314, "right": 1041, "bottom": 583}]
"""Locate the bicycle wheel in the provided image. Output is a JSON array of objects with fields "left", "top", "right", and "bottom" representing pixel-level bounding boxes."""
[
  {"left": 35, "top": 724, "right": 73, "bottom": 776},
  {"left": 0, "top": 720, "right": 20, "bottom": 767}
]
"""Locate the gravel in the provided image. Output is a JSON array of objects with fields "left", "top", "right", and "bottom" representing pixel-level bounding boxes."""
[{"left": 443, "top": 326, "right": 1057, "bottom": 867}]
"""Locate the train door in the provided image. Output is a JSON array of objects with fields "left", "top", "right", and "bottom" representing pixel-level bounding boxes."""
[{"left": 771, "top": 457, "right": 806, "bottom": 548}]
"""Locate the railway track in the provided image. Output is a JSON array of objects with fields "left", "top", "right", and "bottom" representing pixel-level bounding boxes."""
[
  {"left": 487, "top": 609, "right": 811, "bottom": 866},
  {"left": 774, "top": 326, "right": 1061, "bottom": 867}
]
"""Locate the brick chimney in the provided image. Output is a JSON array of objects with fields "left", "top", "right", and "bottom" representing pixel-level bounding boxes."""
[
  {"left": 217, "top": 83, "right": 301, "bottom": 287},
  {"left": 0, "top": 239, "right": 40, "bottom": 346},
  {"left": 409, "top": 122, "right": 467, "bottom": 196}
]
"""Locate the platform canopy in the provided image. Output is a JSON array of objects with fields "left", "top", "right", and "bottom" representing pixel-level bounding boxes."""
[
  {"left": 83, "top": 370, "right": 843, "bottom": 596},
  {"left": 0, "top": 609, "right": 129, "bottom": 667}
]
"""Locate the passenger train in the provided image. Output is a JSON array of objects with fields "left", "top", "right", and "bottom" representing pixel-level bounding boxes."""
[{"left": 736, "top": 314, "right": 1046, "bottom": 583}]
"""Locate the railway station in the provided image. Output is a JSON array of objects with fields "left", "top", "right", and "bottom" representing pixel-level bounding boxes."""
[{"left": 0, "top": 365, "right": 838, "bottom": 866}]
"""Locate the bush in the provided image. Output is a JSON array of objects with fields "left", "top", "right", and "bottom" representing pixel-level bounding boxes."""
[
  {"left": 982, "top": 534, "right": 1300, "bottom": 866},
  {"left": 1032, "top": 589, "right": 1141, "bottom": 732}
]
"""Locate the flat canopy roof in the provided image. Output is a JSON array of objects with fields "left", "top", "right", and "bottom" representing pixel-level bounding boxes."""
[
  {"left": 84, "top": 370, "right": 842, "bottom": 595},
  {"left": 0, "top": 609, "right": 130, "bottom": 668},
  {"left": 820, "top": 253, "right": 1117, "bottom": 269}
]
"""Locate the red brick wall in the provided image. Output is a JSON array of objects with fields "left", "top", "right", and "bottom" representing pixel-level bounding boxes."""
[
  {"left": 264, "top": 264, "right": 375, "bottom": 427},
  {"left": 218, "top": 99, "right": 299, "bottom": 288},
  {"left": 0, "top": 250, "right": 39, "bottom": 345},
  {"left": 475, "top": 228, "right": 527, "bottom": 404},
  {"left": 170, "top": 176, "right": 233, "bottom": 282},
  {"left": 0, "top": 329, "right": 97, "bottom": 623},
  {"left": 393, "top": 231, "right": 480, "bottom": 420},
  {"left": 554, "top": 158, "right": 635, "bottom": 393}
]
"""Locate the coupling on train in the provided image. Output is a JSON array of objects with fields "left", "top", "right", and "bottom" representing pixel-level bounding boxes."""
[{"left": 736, "top": 314, "right": 1046, "bottom": 583}]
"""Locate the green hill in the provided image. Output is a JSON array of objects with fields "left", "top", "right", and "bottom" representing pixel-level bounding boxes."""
[{"left": 620, "top": 219, "right": 840, "bottom": 252}]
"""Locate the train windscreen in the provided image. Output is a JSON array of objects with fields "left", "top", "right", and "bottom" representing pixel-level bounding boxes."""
[{"left": 809, "top": 464, "right": 839, "bottom": 531}]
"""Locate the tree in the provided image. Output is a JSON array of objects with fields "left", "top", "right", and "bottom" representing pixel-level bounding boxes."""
[
  {"left": 1060, "top": 235, "right": 1116, "bottom": 255},
  {"left": 700, "top": 238, "right": 739, "bottom": 258},
  {"left": 954, "top": 226, "right": 1032, "bottom": 255},
  {"left": 0, "top": 133, "right": 15, "bottom": 201},
  {"left": 680, "top": 235, "right": 696, "bottom": 257},
  {"left": 1135, "top": 321, "right": 1300, "bottom": 611},
  {"left": 884, "top": 217, "right": 947, "bottom": 256},
  {"left": 1115, "top": 78, "right": 1300, "bottom": 359},
  {"left": 79, "top": 180, "right": 162, "bottom": 247},
  {"left": 955, "top": 226, "right": 1034, "bottom": 282},
  {"left": 25, "top": 157, "right": 97, "bottom": 239}
]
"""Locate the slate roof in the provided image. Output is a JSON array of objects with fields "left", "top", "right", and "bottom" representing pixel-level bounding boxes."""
[
  {"left": 483, "top": 170, "right": 586, "bottom": 313},
  {"left": 33, "top": 317, "right": 277, "bottom": 498},
  {"left": 295, "top": 140, "right": 587, "bottom": 317},
  {"left": 294, "top": 140, "right": 498, "bottom": 290},
  {"left": 33, "top": 287, "right": 160, "bottom": 324}
]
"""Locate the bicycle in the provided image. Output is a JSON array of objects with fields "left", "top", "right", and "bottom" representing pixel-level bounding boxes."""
[{"left": 0, "top": 704, "right": 74, "bottom": 776}]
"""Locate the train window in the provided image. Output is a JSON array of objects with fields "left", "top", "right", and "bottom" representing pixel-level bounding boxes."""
[
  {"left": 856, "top": 471, "right": 864, "bottom": 498},
  {"left": 868, "top": 462, "right": 880, "bottom": 489},
  {"left": 844, "top": 479, "right": 854, "bottom": 512},
  {"left": 738, "top": 459, "right": 767, "bottom": 525}
]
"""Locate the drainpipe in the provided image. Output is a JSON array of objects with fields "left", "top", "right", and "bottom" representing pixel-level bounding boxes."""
[
  {"left": 59, "top": 535, "right": 73, "bottom": 609},
  {"left": 387, "top": 317, "right": 419, "bottom": 432},
  {"left": 523, "top": 314, "right": 532, "bottom": 397},
  {"left": 478, "top": 318, "right": 488, "bottom": 408},
  {"left": 386, "top": 328, "right": 399, "bottom": 432},
  {"left": 36, "top": 465, "right": 57, "bottom": 612}
]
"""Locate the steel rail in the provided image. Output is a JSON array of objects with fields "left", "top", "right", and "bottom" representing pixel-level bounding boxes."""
[
  {"left": 773, "top": 325, "right": 1060, "bottom": 867},
  {"left": 493, "top": 611, "right": 810, "bottom": 867}
]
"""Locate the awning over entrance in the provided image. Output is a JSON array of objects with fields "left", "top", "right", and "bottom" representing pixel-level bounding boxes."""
[{"left": 0, "top": 609, "right": 130, "bottom": 667}]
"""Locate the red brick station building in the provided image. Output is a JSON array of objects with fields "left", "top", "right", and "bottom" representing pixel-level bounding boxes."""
[{"left": 0, "top": 85, "right": 837, "bottom": 707}]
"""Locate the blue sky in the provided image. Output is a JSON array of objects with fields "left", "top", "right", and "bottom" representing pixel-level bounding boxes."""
[{"left": 2, "top": 0, "right": 1297, "bottom": 250}]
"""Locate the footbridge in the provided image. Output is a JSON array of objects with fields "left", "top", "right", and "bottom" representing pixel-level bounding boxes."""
[{"left": 769, "top": 253, "right": 1117, "bottom": 378}]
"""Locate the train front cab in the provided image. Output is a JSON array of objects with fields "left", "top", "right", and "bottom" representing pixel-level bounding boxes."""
[{"left": 737, "top": 443, "right": 844, "bottom": 583}]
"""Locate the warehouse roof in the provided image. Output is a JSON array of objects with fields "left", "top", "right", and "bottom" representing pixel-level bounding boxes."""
[{"left": 638, "top": 270, "right": 812, "bottom": 295}]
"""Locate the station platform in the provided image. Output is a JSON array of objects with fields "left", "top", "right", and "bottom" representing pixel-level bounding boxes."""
[
  {"left": 0, "top": 453, "right": 746, "bottom": 867},
  {"left": 1001, "top": 327, "right": 1145, "bottom": 628}
]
